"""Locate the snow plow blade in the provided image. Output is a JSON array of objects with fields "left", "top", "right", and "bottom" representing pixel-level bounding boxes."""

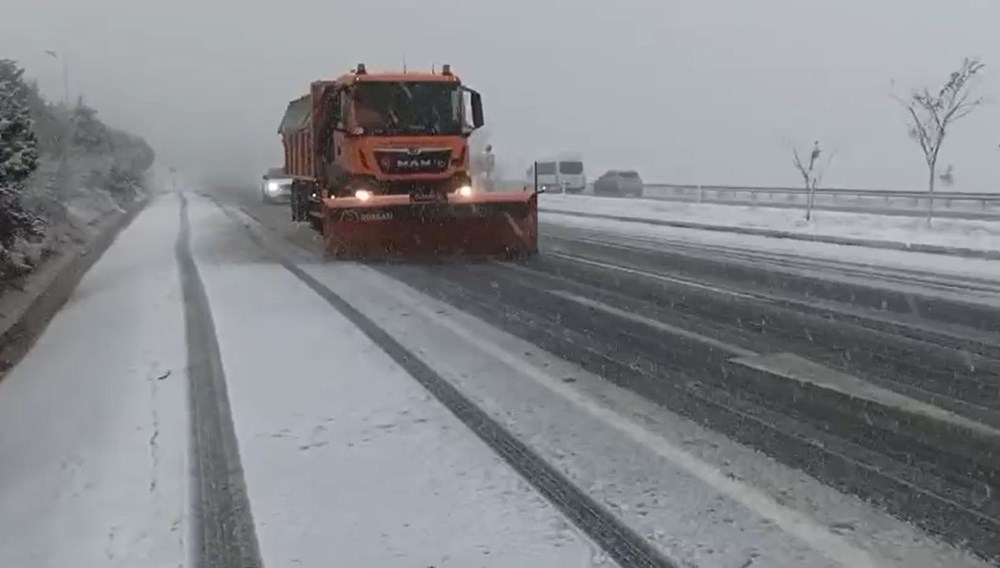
[{"left": 321, "top": 191, "right": 538, "bottom": 260}]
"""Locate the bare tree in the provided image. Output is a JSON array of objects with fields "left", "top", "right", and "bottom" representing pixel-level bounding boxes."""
[
  {"left": 893, "top": 57, "right": 985, "bottom": 224},
  {"left": 791, "top": 140, "right": 835, "bottom": 221}
]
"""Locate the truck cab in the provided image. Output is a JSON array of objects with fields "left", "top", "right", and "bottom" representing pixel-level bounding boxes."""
[
  {"left": 276, "top": 64, "right": 538, "bottom": 259},
  {"left": 280, "top": 63, "right": 485, "bottom": 214}
]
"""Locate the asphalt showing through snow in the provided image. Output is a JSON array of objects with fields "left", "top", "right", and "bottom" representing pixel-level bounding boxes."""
[
  {"left": 176, "top": 193, "right": 263, "bottom": 568},
  {"left": 379, "top": 256, "right": 1000, "bottom": 557}
]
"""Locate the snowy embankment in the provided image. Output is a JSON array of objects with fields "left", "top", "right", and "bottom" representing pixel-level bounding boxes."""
[
  {"left": 1, "top": 59, "right": 155, "bottom": 295},
  {"left": 1, "top": 60, "right": 157, "bottom": 373},
  {"left": 539, "top": 194, "right": 1000, "bottom": 255},
  {"left": 13, "top": 133, "right": 155, "bottom": 280}
]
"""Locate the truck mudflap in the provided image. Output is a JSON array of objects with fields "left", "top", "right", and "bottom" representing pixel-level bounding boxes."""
[{"left": 320, "top": 191, "right": 539, "bottom": 260}]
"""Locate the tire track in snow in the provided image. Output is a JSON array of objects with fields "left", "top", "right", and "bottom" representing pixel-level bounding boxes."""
[
  {"left": 175, "top": 193, "right": 263, "bottom": 568},
  {"left": 273, "top": 252, "right": 677, "bottom": 568}
]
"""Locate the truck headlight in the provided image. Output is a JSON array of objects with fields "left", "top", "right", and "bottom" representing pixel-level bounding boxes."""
[
  {"left": 455, "top": 185, "right": 473, "bottom": 197},
  {"left": 355, "top": 189, "right": 373, "bottom": 201}
]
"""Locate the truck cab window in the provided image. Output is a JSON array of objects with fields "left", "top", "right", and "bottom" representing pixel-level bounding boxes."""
[
  {"left": 559, "top": 161, "right": 583, "bottom": 175},
  {"left": 536, "top": 162, "right": 556, "bottom": 175}
]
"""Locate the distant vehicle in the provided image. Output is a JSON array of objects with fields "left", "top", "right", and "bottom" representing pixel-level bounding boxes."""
[
  {"left": 526, "top": 154, "right": 586, "bottom": 194},
  {"left": 261, "top": 167, "right": 292, "bottom": 203},
  {"left": 593, "top": 170, "right": 644, "bottom": 197}
]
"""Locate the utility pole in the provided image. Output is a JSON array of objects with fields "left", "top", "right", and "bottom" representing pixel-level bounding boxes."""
[
  {"left": 44, "top": 49, "right": 73, "bottom": 197},
  {"left": 44, "top": 49, "right": 70, "bottom": 106}
]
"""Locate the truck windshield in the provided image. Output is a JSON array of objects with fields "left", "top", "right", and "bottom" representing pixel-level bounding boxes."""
[
  {"left": 535, "top": 162, "right": 557, "bottom": 175},
  {"left": 352, "top": 81, "right": 462, "bottom": 136},
  {"left": 559, "top": 161, "right": 584, "bottom": 174}
]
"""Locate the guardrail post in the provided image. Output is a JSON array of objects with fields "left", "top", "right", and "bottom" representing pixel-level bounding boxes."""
[{"left": 697, "top": 185, "right": 703, "bottom": 204}]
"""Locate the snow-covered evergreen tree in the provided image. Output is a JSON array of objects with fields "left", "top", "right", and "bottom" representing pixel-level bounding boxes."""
[
  {"left": 71, "top": 98, "right": 111, "bottom": 153},
  {"left": 0, "top": 58, "right": 42, "bottom": 278}
]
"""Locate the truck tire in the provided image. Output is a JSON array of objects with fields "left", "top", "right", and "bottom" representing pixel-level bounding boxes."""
[
  {"left": 290, "top": 181, "right": 310, "bottom": 222},
  {"left": 309, "top": 213, "right": 323, "bottom": 233},
  {"left": 289, "top": 186, "right": 299, "bottom": 220}
]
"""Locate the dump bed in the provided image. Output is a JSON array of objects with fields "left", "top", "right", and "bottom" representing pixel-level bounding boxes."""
[{"left": 279, "top": 94, "right": 316, "bottom": 179}]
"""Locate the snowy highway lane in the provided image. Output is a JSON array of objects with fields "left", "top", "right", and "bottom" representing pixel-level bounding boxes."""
[
  {"left": 1, "top": 188, "right": 998, "bottom": 568},
  {"left": 187, "top": 196, "right": 612, "bottom": 567},
  {"left": 0, "top": 196, "right": 189, "bottom": 568}
]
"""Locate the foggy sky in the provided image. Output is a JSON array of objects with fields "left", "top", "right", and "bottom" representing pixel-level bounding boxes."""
[{"left": 3, "top": 0, "right": 999, "bottom": 190}]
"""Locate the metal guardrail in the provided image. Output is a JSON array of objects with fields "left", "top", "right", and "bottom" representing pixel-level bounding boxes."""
[
  {"left": 492, "top": 180, "right": 1000, "bottom": 219},
  {"left": 639, "top": 184, "right": 1000, "bottom": 220},
  {"left": 646, "top": 183, "right": 1000, "bottom": 201}
]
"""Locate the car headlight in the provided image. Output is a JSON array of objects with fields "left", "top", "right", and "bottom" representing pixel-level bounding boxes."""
[
  {"left": 267, "top": 181, "right": 280, "bottom": 192},
  {"left": 354, "top": 189, "right": 373, "bottom": 201}
]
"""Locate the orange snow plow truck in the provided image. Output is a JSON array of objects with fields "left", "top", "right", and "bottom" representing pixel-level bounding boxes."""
[{"left": 278, "top": 63, "right": 538, "bottom": 259}]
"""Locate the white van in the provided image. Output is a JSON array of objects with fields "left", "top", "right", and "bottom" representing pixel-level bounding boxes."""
[{"left": 526, "top": 154, "right": 586, "bottom": 194}]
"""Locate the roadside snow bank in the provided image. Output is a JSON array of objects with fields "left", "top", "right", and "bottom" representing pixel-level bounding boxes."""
[{"left": 540, "top": 194, "right": 1000, "bottom": 253}]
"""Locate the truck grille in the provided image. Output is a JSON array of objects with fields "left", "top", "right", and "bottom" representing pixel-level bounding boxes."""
[{"left": 374, "top": 149, "right": 452, "bottom": 175}]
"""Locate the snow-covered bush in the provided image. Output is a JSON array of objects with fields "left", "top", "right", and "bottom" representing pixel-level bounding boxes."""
[
  {"left": 0, "top": 57, "right": 156, "bottom": 289},
  {"left": 0, "top": 59, "right": 43, "bottom": 280}
]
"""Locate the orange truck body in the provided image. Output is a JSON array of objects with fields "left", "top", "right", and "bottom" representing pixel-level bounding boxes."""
[{"left": 277, "top": 64, "right": 538, "bottom": 259}]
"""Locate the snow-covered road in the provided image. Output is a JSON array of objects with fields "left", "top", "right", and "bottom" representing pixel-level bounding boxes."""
[
  {"left": 0, "top": 189, "right": 996, "bottom": 568},
  {"left": 0, "top": 196, "right": 189, "bottom": 568},
  {"left": 188, "top": 199, "right": 604, "bottom": 567}
]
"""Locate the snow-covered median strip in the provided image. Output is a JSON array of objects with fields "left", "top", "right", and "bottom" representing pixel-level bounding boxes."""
[{"left": 539, "top": 194, "right": 1000, "bottom": 257}]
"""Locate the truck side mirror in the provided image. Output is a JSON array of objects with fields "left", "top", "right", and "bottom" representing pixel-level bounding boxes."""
[{"left": 469, "top": 89, "right": 484, "bottom": 129}]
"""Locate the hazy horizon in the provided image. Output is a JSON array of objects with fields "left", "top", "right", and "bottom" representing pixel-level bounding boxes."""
[{"left": 3, "top": 0, "right": 998, "bottom": 190}]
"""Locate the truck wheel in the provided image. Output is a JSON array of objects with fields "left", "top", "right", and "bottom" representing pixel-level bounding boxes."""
[
  {"left": 309, "top": 212, "right": 323, "bottom": 233},
  {"left": 289, "top": 188, "right": 299, "bottom": 220},
  {"left": 290, "top": 183, "right": 308, "bottom": 222}
]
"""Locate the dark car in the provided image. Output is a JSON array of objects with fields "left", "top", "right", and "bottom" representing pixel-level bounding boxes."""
[{"left": 593, "top": 170, "right": 644, "bottom": 197}]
